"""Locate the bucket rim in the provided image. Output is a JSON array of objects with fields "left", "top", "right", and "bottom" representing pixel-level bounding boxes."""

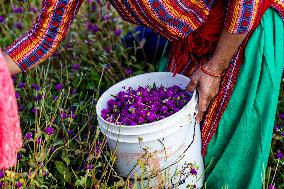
[{"left": 96, "top": 72, "right": 197, "bottom": 129}]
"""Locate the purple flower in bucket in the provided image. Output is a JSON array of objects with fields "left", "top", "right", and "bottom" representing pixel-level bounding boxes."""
[{"left": 190, "top": 168, "right": 197, "bottom": 175}]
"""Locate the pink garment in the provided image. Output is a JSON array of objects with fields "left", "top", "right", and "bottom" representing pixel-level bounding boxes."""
[{"left": 0, "top": 49, "right": 22, "bottom": 170}]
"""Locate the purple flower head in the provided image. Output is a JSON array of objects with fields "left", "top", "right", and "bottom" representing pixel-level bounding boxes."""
[
  {"left": 17, "top": 152, "right": 22, "bottom": 160},
  {"left": 29, "top": 7, "right": 38, "bottom": 13},
  {"left": 53, "top": 96, "right": 58, "bottom": 101},
  {"left": 60, "top": 111, "right": 67, "bottom": 119},
  {"left": 190, "top": 168, "right": 197, "bottom": 175},
  {"left": 43, "top": 171, "right": 49, "bottom": 177},
  {"left": 15, "top": 22, "right": 23, "bottom": 30},
  {"left": 15, "top": 181, "right": 22, "bottom": 188},
  {"left": 126, "top": 68, "right": 133, "bottom": 75},
  {"left": 280, "top": 113, "right": 284, "bottom": 119},
  {"left": 31, "top": 83, "right": 40, "bottom": 91},
  {"left": 87, "top": 165, "right": 94, "bottom": 170},
  {"left": 92, "top": 24, "right": 99, "bottom": 34},
  {"left": 0, "top": 181, "right": 4, "bottom": 188},
  {"left": 72, "top": 63, "right": 80, "bottom": 71},
  {"left": 25, "top": 132, "right": 33, "bottom": 140},
  {"left": 45, "top": 127, "right": 55, "bottom": 135},
  {"left": 18, "top": 82, "right": 26, "bottom": 88},
  {"left": 30, "top": 107, "right": 40, "bottom": 115},
  {"left": 36, "top": 138, "right": 42, "bottom": 144},
  {"left": 15, "top": 92, "right": 20, "bottom": 99},
  {"left": 268, "top": 184, "right": 277, "bottom": 189},
  {"left": 34, "top": 95, "right": 43, "bottom": 101},
  {"left": 18, "top": 104, "right": 24, "bottom": 111},
  {"left": 281, "top": 132, "right": 284, "bottom": 137},
  {"left": 0, "top": 171, "right": 4, "bottom": 178},
  {"left": 55, "top": 83, "right": 64, "bottom": 91},
  {"left": 0, "top": 16, "right": 5, "bottom": 23},
  {"left": 68, "top": 129, "right": 73, "bottom": 136},
  {"left": 50, "top": 146, "right": 57, "bottom": 153},
  {"left": 92, "top": 5, "right": 97, "bottom": 11},
  {"left": 276, "top": 152, "right": 283, "bottom": 159},
  {"left": 273, "top": 125, "right": 280, "bottom": 131},
  {"left": 114, "top": 29, "right": 122, "bottom": 36},
  {"left": 13, "top": 7, "right": 24, "bottom": 13}
]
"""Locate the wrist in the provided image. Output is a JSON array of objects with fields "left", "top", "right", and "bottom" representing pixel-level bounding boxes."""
[{"left": 205, "top": 57, "right": 229, "bottom": 74}]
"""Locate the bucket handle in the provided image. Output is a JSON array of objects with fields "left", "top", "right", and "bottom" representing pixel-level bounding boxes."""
[{"left": 126, "top": 117, "right": 198, "bottom": 182}]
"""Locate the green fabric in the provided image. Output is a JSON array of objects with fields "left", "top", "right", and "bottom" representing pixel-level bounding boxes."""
[{"left": 203, "top": 8, "right": 284, "bottom": 189}]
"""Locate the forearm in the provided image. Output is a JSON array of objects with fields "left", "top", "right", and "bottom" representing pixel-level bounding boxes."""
[
  {"left": 2, "top": 51, "right": 21, "bottom": 75},
  {"left": 5, "top": 0, "right": 83, "bottom": 73},
  {"left": 206, "top": 29, "right": 247, "bottom": 73}
]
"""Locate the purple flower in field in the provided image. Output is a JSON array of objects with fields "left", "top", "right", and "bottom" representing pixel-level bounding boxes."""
[
  {"left": 87, "top": 165, "right": 94, "bottom": 170},
  {"left": 15, "top": 181, "right": 22, "bottom": 188},
  {"left": 0, "top": 171, "right": 4, "bottom": 178},
  {"left": 126, "top": 68, "right": 133, "bottom": 75},
  {"left": 43, "top": 171, "right": 49, "bottom": 177},
  {"left": 268, "top": 184, "right": 277, "bottom": 189},
  {"left": 50, "top": 146, "right": 57, "bottom": 153},
  {"left": 53, "top": 96, "right": 58, "bottom": 100},
  {"left": 31, "top": 83, "right": 39, "bottom": 91},
  {"left": 29, "top": 6, "right": 38, "bottom": 13},
  {"left": 280, "top": 113, "right": 284, "bottom": 119},
  {"left": 30, "top": 107, "right": 40, "bottom": 115},
  {"left": 18, "top": 105, "right": 24, "bottom": 111},
  {"left": 45, "top": 127, "right": 55, "bottom": 135},
  {"left": 73, "top": 63, "right": 80, "bottom": 71},
  {"left": 13, "top": 6, "right": 24, "bottom": 13},
  {"left": 101, "top": 15, "right": 111, "bottom": 21},
  {"left": 34, "top": 95, "right": 43, "bottom": 101},
  {"left": 36, "top": 138, "right": 42, "bottom": 144},
  {"left": 15, "top": 22, "right": 23, "bottom": 30},
  {"left": 55, "top": 83, "right": 64, "bottom": 91},
  {"left": 276, "top": 152, "right": 283, "bottom": 159},
  {"left": 92, "top": 24, "right": 99, "bottom": 34},
  {"left": 71, "top": 89, "right": 76, "bottom": 95},
  {"left": 17, "top": 152, "right": 22, "bottom": 160},
  {"left": 31, "top": 107, "right": 40, "bottom": 114},
  {"left": 273, "top": 125, "right": 280, "bottom": 131},
  {"left": 114, "top": 28, "right": 122, "bottom": 36},
  {"left": 86, "top": 22, "right": 93, "bottom": 31},
  {"left": 92, "top": 5, "right": 97, "bottom": 11},
  {"left": 68, "top": 129, "right": 73, "bottom": 136},
  {"left": 25, "top": 132, "right": 33, "bottom": 140},
  {"left": 18, "top": 82, "right": 26, "bottom": 88},
  {"left": 281, "top": 132, "right": 284, "bottom": 137},
  {"left": 0, "top": 182, "right": 4, "bottom": 188},
  {"left": 60, "top": 111, "right": 67, "bottom": 119},
  {"left": 15, "top": 92, "right": 20, "bottom": 99},
  {"left": 88, "top": 0, "right": 94, "bottom": 3},
  {"left": 190, "top": 168, "right": 197, "bottom": 175},
  {"left": 0, "top": 16, "right": 5, "bottom": 23}
]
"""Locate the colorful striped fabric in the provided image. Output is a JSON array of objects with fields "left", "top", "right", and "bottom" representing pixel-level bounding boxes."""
[{"left": 5, "top": 0, "right": 83, "bottom": 71}]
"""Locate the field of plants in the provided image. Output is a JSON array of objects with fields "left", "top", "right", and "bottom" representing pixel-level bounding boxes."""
[{"left": 0, "top": 1, "right": 283, "bottom": 188}]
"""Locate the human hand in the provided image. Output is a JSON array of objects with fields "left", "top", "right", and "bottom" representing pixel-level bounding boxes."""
[{"left": 187, "top": 63, "right": 223, "bottom": 123}]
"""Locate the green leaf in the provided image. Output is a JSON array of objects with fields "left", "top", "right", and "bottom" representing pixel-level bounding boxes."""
[
  {"left": 62, "top": 155, "right": 70, "bottom": 166},
  {"left": 55, "top": 161, "right": 71, "bottom": 183}
]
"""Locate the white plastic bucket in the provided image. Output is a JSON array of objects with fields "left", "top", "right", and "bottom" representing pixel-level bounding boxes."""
[{"left": 96, "top": 72, "right": 205, "bottom": 188}]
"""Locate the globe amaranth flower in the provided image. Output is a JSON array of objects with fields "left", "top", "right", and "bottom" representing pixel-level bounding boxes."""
[
  {"left": 268, "top": 184, "right": 277, "bottom": 189},
  {"left": 0, "top": 182, "right": 4, "bottom": 188},
  {"left": 15, "top": 181, "right": 22, "bottom": 188},
  {"left": 17, "top": 82, "right": 26, "bottom": 88},
  {"left": 114, "top": 28, "right": 122, "bottom": 36},
  {"left": 25, "top": 132, "right": 33, "bottom": 140},
  {"left": 36, "top": 138, "right": 42, "bottom": 144},
  {"left": 0, "top": 16, "right": 5, "bottom": 23},
  {"left": 18, "top": 105, "right": 24, "bottom": 111},
  {"left": 55, "top": 83, "right": 64, "bottom": 91},
  {"left": 15, "top": 92, "right": 20, "bottom": 99},
  {"left": 60, "top": 111, "right": 67, "bottom": 119},
  {"left": 13, "top": 6, "right": 24, "bottom": 13},
  {"left": 0, "top": 171, "right": 4, "bottom": 178},
  {"left": 276, "top": 152, "right": 283, "bottom": 159},
  {"left": 31, "top": 83, "right": 40, "bottom": 91},
  {"left": 15, "top": 23, "right": 23, "bottom": 30},
  {"left": 190, "top": 168, "right": 197, "bottom": 175},
  {"left": 30, "top": 107, "right": 40, "bottom": 115},
  {"left": 45, "top": 127, "right": 55, "bottom": 135},
  {"left": 72, "top": 63, "right": 80, "bottom": 71},
  {"left": 17, "top": 152, "right": 22, "bottom": 160}
]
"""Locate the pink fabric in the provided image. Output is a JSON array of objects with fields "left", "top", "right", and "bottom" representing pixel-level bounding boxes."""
[{"left": 0, "top": 49, "right": 22, "bottom": 170}]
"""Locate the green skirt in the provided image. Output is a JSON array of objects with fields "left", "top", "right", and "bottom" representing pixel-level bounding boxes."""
[{"left": 159, "top": 8, "right": 284, "bottom": 189}]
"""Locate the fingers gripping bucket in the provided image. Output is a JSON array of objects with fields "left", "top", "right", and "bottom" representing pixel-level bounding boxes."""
[{"left": 96, "top": 72, "right": 205, "bottom": 188}]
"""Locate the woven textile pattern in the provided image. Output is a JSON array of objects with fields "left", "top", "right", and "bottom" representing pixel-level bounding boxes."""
[
  {"left": 0, "top": 49, "right": 22, "bottom": 170},
  {"left": 5, "top": 0, "right": 83, "bottom": 71}
]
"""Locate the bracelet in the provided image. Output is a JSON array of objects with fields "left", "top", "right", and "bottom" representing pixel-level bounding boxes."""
[{"left": 200, "top": 64, "right": 226, "bottom": 77}]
